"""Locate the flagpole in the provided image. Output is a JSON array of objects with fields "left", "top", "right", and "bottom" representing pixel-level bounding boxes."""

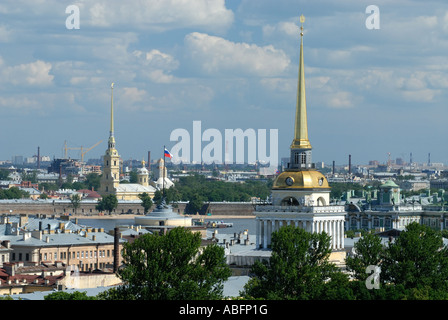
[{"left": 163, "top": 145, "right": 166, "bottom": 199}]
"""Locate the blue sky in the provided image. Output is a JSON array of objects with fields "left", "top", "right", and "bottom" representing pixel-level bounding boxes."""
[{"left": 0, "top": 0, "right": 447, "bottom": 167}]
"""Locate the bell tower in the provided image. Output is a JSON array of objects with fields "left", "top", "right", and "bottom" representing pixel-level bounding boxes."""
[{"left": 99, "top": 83, "right": 121, "bottom": 195}]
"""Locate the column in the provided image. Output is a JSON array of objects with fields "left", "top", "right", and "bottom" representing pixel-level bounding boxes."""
[
  {"left": 331, "top": 220, "right": 335, "bottom": 250},
  {"left": 263, "top": 220, "right": 268, "bottom": 249},
  {"left": 335, "top": 220, "right": 341, "bottom": 249},
  {"left": 340, "top": 220, "right": 344, "bottom": 249},
  {"left": 256, "top": 218, "right": 260, "bottom": 249},
  {"left": 267, "top": 220, "right": 272, "bottom": 248}
]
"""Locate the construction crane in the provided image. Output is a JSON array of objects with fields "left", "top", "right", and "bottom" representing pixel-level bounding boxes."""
[
  {"left": 64, "top": 140, "right": 102, "bottom": 163},
  {"left": 80, "top": 140, "right": 102, "bottom": 164}
]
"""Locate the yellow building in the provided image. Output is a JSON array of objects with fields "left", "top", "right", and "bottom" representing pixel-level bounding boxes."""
[
  {"left": 254, "top": 16, "right": 346, "bottom": 263},
  {"left": 98, "top": 83, "right": 157, "bottom": 200}
]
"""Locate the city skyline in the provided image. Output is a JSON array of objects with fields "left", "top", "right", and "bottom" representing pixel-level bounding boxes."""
[{"left": 0, "top": 1, "right": 447, "bottom": 166}]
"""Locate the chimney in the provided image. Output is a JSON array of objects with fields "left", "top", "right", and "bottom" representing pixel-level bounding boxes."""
[
  {"left": 19, "top": 214, "right": 28, "bottom": 227},
  {"left": 5, "top": 223, "right": 11, "bottom": 235},
  {"left": 32, "top": 230, "right": 42, "bottom": 240},
  {"left": 1, "top": 240, "right": 11, "bottom": 249},
  {"left": 4, "top": 263, "right": 15, "bottom": 276},
  {"left": 113, "top": 227, "right": 120, "bottom": 273},
  {"left": 348, "top": 154, "right": 352, "bottom": 175}
]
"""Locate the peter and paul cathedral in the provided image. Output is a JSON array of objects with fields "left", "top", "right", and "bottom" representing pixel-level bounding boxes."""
[{"left": 99, "top": 83, "right": 158, "bottom": 200}]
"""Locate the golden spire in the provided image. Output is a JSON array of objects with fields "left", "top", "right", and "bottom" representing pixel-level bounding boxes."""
[
  {"left": 291, "top": 14, "right": 312, "bottom": 150},
  {"left": 108, "top": 82, "right": 116, "bottom": 149}
]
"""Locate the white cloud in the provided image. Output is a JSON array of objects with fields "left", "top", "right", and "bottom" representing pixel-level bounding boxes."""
[
  {"left": 87, "top": 0, "right": 234, "bottom": 33},
  {"left": 262, "top": 21, "right": 300, "bottom": 38},
  {"left": 184, "top": 32, "right": 290, "bottom": 77},
  {"left": 2, "top": 60, "right": 54, "bottom": 86},
  {"left": 133, "top": 49, "right": 181, "bottom": 84}
]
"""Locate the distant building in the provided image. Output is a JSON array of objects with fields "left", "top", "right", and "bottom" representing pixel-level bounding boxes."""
[
  {"left": 399, "top": 180, "right": 430, "bottom": 192},
  {"left": 0, "top": 214, "right": 124, "bottom": 272}
]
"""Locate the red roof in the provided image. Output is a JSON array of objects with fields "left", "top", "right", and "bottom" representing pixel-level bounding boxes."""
[{"left": 77, "top": 189, "right": 102, "bottom": 199}]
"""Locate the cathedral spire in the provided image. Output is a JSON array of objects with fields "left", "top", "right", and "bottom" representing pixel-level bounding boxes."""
[
  {"left": 291, "top": 14, "right": 311, "bottom": 150},
  {"left": 108, "top": 82, "right": 116, "bottom": 149}
]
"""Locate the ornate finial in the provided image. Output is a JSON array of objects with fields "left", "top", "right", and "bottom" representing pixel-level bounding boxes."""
[{"left": 300, "top": 14, "right": 305, "bottom": 36}]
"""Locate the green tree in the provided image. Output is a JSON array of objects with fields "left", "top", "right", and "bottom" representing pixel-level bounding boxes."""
[
  {"left": 185, "top": 193, "right": 204, "bottom": 215},
  {"left": 70, "top": 194, "right": 82, "bottom": 214},
  {"left": 44, "top": 291, "right": 96, "bottom": 300},
  {"left": 0, "top": 169, "right": 10, "bottom": 180},
  {"left": 85, "top": 173, "right": 101, "bottom": 191},
  {"left": 241, "top": 225, "right": 344, "bottom": 299},
  {"left": 346, "top": 232, "right": 384, "bottom": 282},
  {"left": 0, "top": 187, "right": 29, "bottom": 199},
  {"left": 99, "top": 227, "right": 231, "bottom": 300},
  {"left": 129, "top": 170, "right": 138, "bottom": 183},
  {"left": 381, "top": 222, "right": 448, "bottom": 292},
  {"left": 96, "top": 194, "right": 118, "bottom": 214},
  {"left": 152, "top": 190, "right": 163, "bottom": 206},
  {"left": 138, "top": 192, "right": 153, "bottom": 214}
]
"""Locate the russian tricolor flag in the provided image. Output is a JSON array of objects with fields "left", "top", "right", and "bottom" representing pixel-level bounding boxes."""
[{"left": 164, "top": 148, "right": 173, "bottom": 159}]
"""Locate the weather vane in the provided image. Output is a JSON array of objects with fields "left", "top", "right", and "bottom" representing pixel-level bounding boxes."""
[{"left": 300, "top": 14, "right": 305, "bottom": 36}]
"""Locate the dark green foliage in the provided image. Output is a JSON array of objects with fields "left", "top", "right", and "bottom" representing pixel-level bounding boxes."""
[
  {"left": 138, "top": 192, "right": 153, "bottom": 213},
  {"left": 0, "top": 186, "right": 29, "bottom": 199},
  {"left": 172, "top": 174, "right": 271, "bottom": 203},
  {"left": 241, "top": 225, "right": 346, "bottom": 300},
  {"left": 44, "top": 291, "right": 96, "bottom": 300},
  {"left": 346, "top": 232, "right": 384, "bottom": 282},
  {"left": 95, "top": 194, "right": 118, "bottom": 214},
  {"left": 381, "top": 222, "right": 448, "bottom": 291},
  {"left": 100, "top": 227, "right": 231, "bottom": 300},
  {"left": 185, "top": 193, "right": 205, "bottom": 215}
]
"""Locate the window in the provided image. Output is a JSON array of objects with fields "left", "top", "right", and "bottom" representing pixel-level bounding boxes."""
[{"left": 301, "top": 153, "right": 307, "bottom": 165}]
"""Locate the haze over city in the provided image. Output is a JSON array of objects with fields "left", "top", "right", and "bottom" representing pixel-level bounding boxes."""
[{"left": 0, "top": 0, "right": 447, "bottom": 166}]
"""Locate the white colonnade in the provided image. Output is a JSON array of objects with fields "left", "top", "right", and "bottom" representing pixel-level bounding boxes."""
[{"left": 256, "top": 217, "right": 345, "bottom": 250}]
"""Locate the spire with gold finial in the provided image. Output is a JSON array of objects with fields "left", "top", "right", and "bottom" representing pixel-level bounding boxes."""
[
  {"left": 108, "top": 82, "right": 116, "bottom": 149},
  {"left": 291, "top": 14, "right": 311, "bottom": 151}
]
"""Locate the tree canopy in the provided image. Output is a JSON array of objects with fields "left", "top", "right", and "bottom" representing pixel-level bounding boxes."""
[
  {"left": 170, "top": 174, "right": 271, "bottom": 203},
  {"left": 99, "top": 227, "right": 231, "bottom": 300},
  {"left": 241, "top": 225, "right": 351, "bottom": 300},
  {"left": 95, "top": 194, "right": 118, "bottom": 214}
]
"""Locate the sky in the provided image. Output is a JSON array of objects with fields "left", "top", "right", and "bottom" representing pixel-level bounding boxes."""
[{"left": 0, "top": 0, "right": 447, "bottom": 167}]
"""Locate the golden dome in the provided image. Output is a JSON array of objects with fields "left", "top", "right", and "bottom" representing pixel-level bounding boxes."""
[{"left": 272, "top": 169, "right": 330, "bottom": 189}]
